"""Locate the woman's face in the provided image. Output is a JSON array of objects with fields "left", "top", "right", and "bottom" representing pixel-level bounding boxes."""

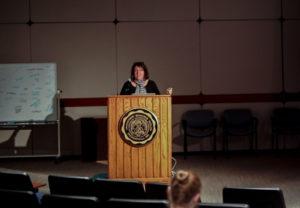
[{"left": 134, "top": 66, "right": 145, "bottom": 81}]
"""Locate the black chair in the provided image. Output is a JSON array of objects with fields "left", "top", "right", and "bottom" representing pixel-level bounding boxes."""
[
  {"left": 222, "top": 109, "right": 258, "bottom": 151},
  {"left": 0, "top": 171, "right": 38, "bottom": 193},
  {"left": 0, "top": 189, "right": 40, "bottom": 208},
  {"left": 106, "top": 198, "right": 168, "bottom": 208},
  {"left": 145, "top": 181, "right": 169, "bottom": 199},
  {"left": 223, "top": 186, "right": 286, "bottom": 208},
  {"left": 182, "top": 109, "right": 218, "bottom": 159},
  {"left": 93, "top": 178, "right": 145, "bottom": 201},
  {"left": 199, "top": 202, "right": 249, "bottom": 208},
  {"left": 271, "top": 107, "right": 300, "bottom": 150},
  {"left": 48, "top": 174, "right": 94, "bottom": 196},
  {"left": 41, "top": 194, "right": 99, "bottom": 208}
]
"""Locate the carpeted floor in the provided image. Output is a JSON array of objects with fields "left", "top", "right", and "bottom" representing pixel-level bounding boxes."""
[{"left": 0, "top": 151, "right": 299, "bottom": 208}]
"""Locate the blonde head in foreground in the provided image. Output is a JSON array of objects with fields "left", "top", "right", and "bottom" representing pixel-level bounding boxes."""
[{"left": 168, "top": 170, "right": 201, "bottom": 208}]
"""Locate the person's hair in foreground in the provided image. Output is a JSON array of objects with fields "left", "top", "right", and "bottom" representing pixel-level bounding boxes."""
[{"left": 168, "top": 170, "right": 201, "bottom": 208}]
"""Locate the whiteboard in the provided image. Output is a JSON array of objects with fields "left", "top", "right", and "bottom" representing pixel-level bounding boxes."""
[{"left": 0, "top": 63, "right": 57, "bottom": 123}]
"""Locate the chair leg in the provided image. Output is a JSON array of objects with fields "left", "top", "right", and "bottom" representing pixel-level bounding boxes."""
[
  {"left": 250, "top": 132, "right": 257, "bottom": 151},
  {"left": 213, "top": 134, "right": 217, "bottom": 153},
  {"left": 250, "top": 134, "right": 253, "bottom": 150},
  {"left": 275, "top": 134, "right": 279, "bottom": 151},
  {"left": 222, "top": 134, "right": 225, "bottom": 151},
  {"left": 184, "top": 134, "right": 187, "bottom": 160},
  {"left": 255, "top": 132, "right": 258, "bottom": 150},
  {"left": 223, "top": 132, "right": 227, "bottom": 152},
  {"left": 272, "top": 131, "right": 275, "bottom": 150},
  {"left": 213, "top": 134, "right": 217, "bottom": 158}
]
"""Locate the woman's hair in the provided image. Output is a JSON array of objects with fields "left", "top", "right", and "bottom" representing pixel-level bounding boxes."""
[
  {"left": 170, "top": 170, "right": 201, "bottom": 206},
  {"left": 130, "top": 61, "right": 150, "bottom": 81}
]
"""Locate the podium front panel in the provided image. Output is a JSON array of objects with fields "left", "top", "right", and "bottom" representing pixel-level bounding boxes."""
[{"left": 107, "top": 95, "right": 172, "bottom": 184}]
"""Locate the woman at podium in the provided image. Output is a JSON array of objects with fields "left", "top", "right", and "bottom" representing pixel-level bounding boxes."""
[{"left": 120, "top": 61, "right": 172, "bottom": 95}]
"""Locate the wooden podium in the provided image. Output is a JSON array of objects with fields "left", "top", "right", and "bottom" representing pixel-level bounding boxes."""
[{"left": 107, "top": 95, "right": 172, "bottom": 184}]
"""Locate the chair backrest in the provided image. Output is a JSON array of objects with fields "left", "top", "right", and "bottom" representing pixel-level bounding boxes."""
[
  {"left": 145, "top": 182, "right": 169, "bottom": 199},
  {"left": 48, "top": 174, "right": 94, "bottom": 196},
  {"left": 41, "top": 194, "right": 99, "bottom": 208},
  {"left": 272, "top": 108, "right": 300, "bottom": 125},
  {"left": 93, "top": 178, "right": 145, "bottom": 201},
  {"left": 184, "top": 109, "right": 216, "bottom": 128},
  {"left": 0, "top": 171, "right": 36, "bottom": 192},
  {"left": 106, "top": 198, "right": 168, "bottom": 208},
  {"left": 223, "top": 186, "right": 286, "bottom": 208},
  {"left": 199, "top": 202, "right": 249, "bottom": 208},
  {"left": 223, "top": 109, "right": 253, "bottom": 127},
  {"left": 0, "top": 189, "right": 40, "bottom": 208}
]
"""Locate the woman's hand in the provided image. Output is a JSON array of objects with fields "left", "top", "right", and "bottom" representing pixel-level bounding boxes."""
[{"left": 166, "top": 87, "right": 173, "bottom": 95}]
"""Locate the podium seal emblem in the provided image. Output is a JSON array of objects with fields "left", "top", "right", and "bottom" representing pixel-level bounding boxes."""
[{"left": 119, "top": 108, "right": 159, "bottom": 147}]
